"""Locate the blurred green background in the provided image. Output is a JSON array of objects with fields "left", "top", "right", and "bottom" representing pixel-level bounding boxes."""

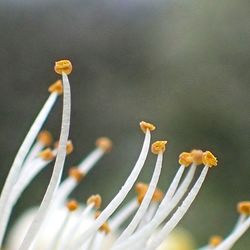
[{"left": 0, "top": 0, "right": 249, "bottom": 248}]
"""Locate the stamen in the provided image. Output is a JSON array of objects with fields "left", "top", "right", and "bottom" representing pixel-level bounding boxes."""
[
  {"left": 146, "top": 161, "right": 216, "bottom": 250},
  {"left": 69, "top": 167, "right": 85, "bottom": 182},
  {"left": 96, "top": 137, "right": 113, "bottom": 153},
  {"left": 0, "top": 154, "right": 56, "bottom": 249},
  {"left": 214, "top": 217, "right": 250, "bottom": 250},
  {"left": 37, "top": 130, "right": 53, "bottom": 147},
  {"left": 72, "top": 122, "right": 154, "bottom": 248},
  {"left": 151, "top": 140, "right": 167, "bottom": 155},
  {"left": 95, "top": 211, "right": 111, "bottom": 235},
  {"left": 67, "top": 200, "right": 79, "bottom": 212},
  {"left": 115, "top": 141, "right": 166, "bottom": 243},
  {"left": 0, "top": 82, "right": 59, "bottom": 247},
  {"left": 54, "top": 60, "right": 72, "bottom": 75},
  {"left": 39, "top": 148, "right": 56, "bottom": 161},
  {"left": 87, "top": 195, "right": 102, "bottom": 210},
  {"left": 137, "top": 202, "right": 159, "bottom": 230},
  {"left": 62, "top": 197, "right": 97, "bottom": 249},
  {"left": 21, "top": 131, "right": 53, "bottom": 173},
  {"left": 209, "top": 235, "right": 223, "bottom": 247},
  {"left": 233, "top": 201, "right": 250, "bottom": 230},
  {"left": 109, "top": 199, "right": 138, "bottom": 230},
  {"left": 114, "top": 161, "right": 197, "bottom": 250},
  {"left": 66, "top": 140, "right": 74, "bottom": 155},
  {"left": 54, "top": 140, "right": 74, "bottom": 155},
  {"left": 3, "top": 58, "right": 244, "bottom": 250},
  {"left": 190, "top": 149, "right": 204, "bottom": 165},
  {"left": 179, "top": 152, "right": 193, "bottom": 167},
  {"left": 51, "top": 139, "right": 110, "bottom": 208},
  {"left": 90, "top": 232, "right": 105, "bottom": 250},
  {"left": 202, "top": 151, "right": 218, "bottom": 167},
  {"left": 9, "top": 155, "right": 55, "bottom": 207},
  {"left": 237, "top": 201, "right": 250, "bottom": 216},
  {"left": 18, "top": 62, "right": 72, "bottom": 250},
  {"left": 139, "top": 121, "right": 156, "bottom": 133},
  {"left": 48, "top": 200, "right": 78, "bottom": 250},
  {"left": 48, "top": 80, "right": 63, "bottom": 95},
  {"left": 135, "top": 183, "right": 163, "bottom": 204}
]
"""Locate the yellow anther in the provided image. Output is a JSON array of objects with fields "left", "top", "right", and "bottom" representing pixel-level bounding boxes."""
[
  {"left": 66, "top": 140, "right": 74, "bottom": 155},
  {"left": 152, "top": 188, "right": 164, "bottom": 203},
  {"left": 54, "top": 140, "right": 74, "bottom": 155},
  {"left": 202, "top": 151, "right": 218, "bottom": 167},
  {"left": 69, "top": 167, "right": 85, "bottom": 182},
  {"left": 95, "top": 211, "right": 111, "bottom": 234},
  {"left": 237, "top": 201, "right": 250, "bottom": 215},
  {"left": 100, "top": 223, "right": 111, "bottom": 234},
  {"left": 136, "top": 182, "right": 149, "bottom": 204},
  {"left": 96, "top": 137, "right": 112, "bottom": 153},
  {"left": 135, "top": 182, "right": 148, "bottom": 194},
  {"left": 66, "top": 200, "right": 79, "bottom": 212},
  {"left": 179, "top": 152, "right": 193, "bottom": 167},
  {"left": 54, "top": 59, "right": 72, "bottom": 75},
  {"left": 140, "top": 121, "right": 156, "bottom": 133},
  {"left": 87, "top": 194, "right": 102, "bottom": 209},
  {"left": 135, "top": 182, "right": 163, "bottom": 204},
  {"left": 209, "top": 235, "right": 223, "bottom": 247},
  {"left": 37, "top": 130, "right": 53, "bottom": 146},
  {"left": 48, "top": 80, "right": 63, "bottom": 95},
  {"left": 190, "top": 149, "right": 203, "bottom": 165},
  {"left": 151, "top": 141, "right": 167, "bottom": 155},
  {"left": 39, "top": 148, "right": 55, "bottom": 161}
]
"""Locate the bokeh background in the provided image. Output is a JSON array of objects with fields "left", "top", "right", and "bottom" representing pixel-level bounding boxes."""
[{"left": 0, "top": 0, "right": 249, "bottom": 248}]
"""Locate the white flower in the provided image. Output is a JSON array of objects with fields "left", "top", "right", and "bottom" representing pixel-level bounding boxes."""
[{"left": 0, "top": 60, "right": 249, "bottom": 250}]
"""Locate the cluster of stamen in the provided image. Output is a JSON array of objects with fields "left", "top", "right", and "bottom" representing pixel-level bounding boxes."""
[{"left": 0, "top": 59, "right": 248, "bottom": 250}]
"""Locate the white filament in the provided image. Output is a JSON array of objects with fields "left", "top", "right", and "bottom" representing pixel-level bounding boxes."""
[
  {"left": 22, "top": 142, "right": 44, "bottom": 169},
  {"left": 52, "top": 148, "right": 104, "bottom": 208},
  {"left": 116, "top": 152, "right": 164, "bottom": 243},
  {"left": 47, "top": 212, "right": 70, "bottom": 250},
  {"left": 71, "top": 129, "right": 152, "bottom": 248},
  {"left": 11, "top": 156, "right": 55, "bottom": 206},
  {"left": 18, "top": 73, "right": 71, "bottom": 250},
  {"left": 0, "top": 92, "right": 58, "bottom": 247},
  {"left": 109, "top": 199, "right": 138, "bottom": 230},
  {"left": 91, "top": 232, "right": 104, "bottom": 250},
  {"left": 215, "top": 217, "right": 250, "bottom": 250},
  {"left": 147, "top": 166, "right": 209, "bottom": 250},
  {"left": 113, "top": 164, "right": 196, "bottom": 250}
]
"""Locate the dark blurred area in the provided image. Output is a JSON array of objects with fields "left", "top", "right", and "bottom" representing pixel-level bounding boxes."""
[{"left": 0, "top": 0, "right": 249, "bottom": 248}]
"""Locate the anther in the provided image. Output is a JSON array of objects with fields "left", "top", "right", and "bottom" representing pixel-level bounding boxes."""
[
  {"left": 48, "top": 80, "right": 63, "bottom": 95},
  {"left": 140, "top": 121, "right": 156, "bottom": 133},
  {"left": 209, "top": 235, "right": 223, "bottom": 247},
  {"left": 54, "top": 60, "right": 72, "bottom": 75},
  {"left": 95, "top": 137, "right": 112, "bottom": 153},
  {"left": 135, "top": 182, "right": 163, "bottom": 204},
  {"left": 66, "top": 140, "right": 74, "bottom": 155},
  {"left": 54, "top": 140, "right": 74, "bottom": 155},
  {"left": 151, "top": 141, "right": 167, "bottom": 155},
  {"left": 38, "top": 148, "right": 55, "bottom": 160},
  {"left": 152, "top": 188, "right": 164, "bottom": 203},
  {"left": 66, "top": 200, "right": 79, "bottom": 212},
  {"left": 178, "top": 152, "right": 193, "bottom": 167},
  {"left": 190, "top": 149, "right": 203, "bottom": 165},
  {"left": 87, "top": 194, "right": 102, "bottom": 209},
  {"left": 135, "top": 182, "right": 148, "bottom": 204},
  {"left": 37, "top": 130, "right": 53, "bottom": 146},
  {"left": 69, "top": 167, "right": 85, "bottom": 182},
  {"left": 95, "top": 211, "right": 111, "bottom": 234},
  {"left": 202, "top": 151, "right": 218, "bottom": 167},
  {"left": 237, "top": 201, "right": 250, "bottom": 215}
]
